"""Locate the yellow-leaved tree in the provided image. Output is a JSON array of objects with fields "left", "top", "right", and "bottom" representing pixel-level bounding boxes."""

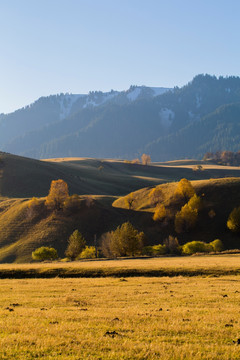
[
  {"left": 45, "top": 179, "right": 69, "bottom": 211},
  {"left": 175, "top": 178, "right": 195, "bottom": 201},
  {"left": 153, "top": 204, "right": 167, "bottom": 222}
]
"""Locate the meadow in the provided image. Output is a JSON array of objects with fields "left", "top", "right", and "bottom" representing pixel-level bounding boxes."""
[{"left": 1, "top": 256, "right": 240, "bottom": 359}]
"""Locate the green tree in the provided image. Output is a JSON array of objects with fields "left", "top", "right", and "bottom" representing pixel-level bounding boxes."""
[
  {"left": 32, "top": 247, "right": 58, "bottom": 261},
  {"left": 227, "top": 207, "right": 240, "bottom": 232},
  {"left": 65, "top": 230, "right": 86, "bottom": 260},
  {"left": 45, "top": 179, "right": 69, "bottom": 211},
  {"left": 101, "top": 222, "right": 144, "bottom": 257}
]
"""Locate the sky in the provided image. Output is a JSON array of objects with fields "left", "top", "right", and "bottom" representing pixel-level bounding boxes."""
[{"left": 0, "top": 0, "right": 240, "bottom": 113}]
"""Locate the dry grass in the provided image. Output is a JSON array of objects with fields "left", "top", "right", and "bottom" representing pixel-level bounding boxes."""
[{"left": 1, "top": 274, "right": 240, "bottom": 359}]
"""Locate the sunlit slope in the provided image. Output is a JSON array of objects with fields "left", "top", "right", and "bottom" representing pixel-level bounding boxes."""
[
  {"left": 1, "top": 153, "right": 240, "bottom": 198},
  {"left": 113, "top": 177, "right": 240, "bottom": 248}
]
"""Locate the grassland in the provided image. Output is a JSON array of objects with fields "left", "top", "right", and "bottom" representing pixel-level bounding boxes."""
[{"left": 1, "top": 258, "right": 240, "bottom": 359}]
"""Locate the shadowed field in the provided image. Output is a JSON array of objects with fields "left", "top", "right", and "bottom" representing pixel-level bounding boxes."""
[{"left": 0, "top": 254, "right": 240, "bottom": 278}]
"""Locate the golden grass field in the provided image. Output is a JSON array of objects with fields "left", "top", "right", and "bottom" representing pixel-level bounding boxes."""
[{"left": 0, "top": 257, "right": 240, "bottom": 359}]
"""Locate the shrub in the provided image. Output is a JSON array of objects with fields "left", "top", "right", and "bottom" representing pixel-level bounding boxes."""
[
  {"left": 78, "top": 246, "right": 96, "bottom": 259},
  {"left": 27, "top": 197, "right": 43, "bottom": 218},
  {"left": 227, "top": 207, "right": 240, "bottom": 232},
  {"left": 63, "top": 194, "right": 82, "bottom": 214},
  {"left": 65, "top": 230, "right": 86, "bottom": 260},
  {"left": 210, "top": 239, "right": 224, "bottom": 252},
  {"left": 152, "top": 244, "right": 167, "bottom": 255},
  {"left": 182, "top": 241, "right": 213, "bottom": 255},
  {"left": 32, "top": 247, "right": 58, "bottom": 261}
]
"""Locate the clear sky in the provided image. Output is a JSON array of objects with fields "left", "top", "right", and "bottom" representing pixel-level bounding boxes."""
[{"left": 0, "top": 0, "right": 240, "bottom": 113}]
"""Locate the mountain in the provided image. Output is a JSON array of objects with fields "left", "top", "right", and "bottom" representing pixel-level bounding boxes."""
[
  {"left": 0, "top": 85, "right": 169, "bottom": 149},
  {"left": 2, "top": 75, "right": 240, "bottom": 161}
]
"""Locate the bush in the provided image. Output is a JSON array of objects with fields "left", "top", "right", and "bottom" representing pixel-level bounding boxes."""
[
  {"left": 32, "top": 247, "right": 58, "bottom": 261},
  {"left": 78, "top": 246, "right": 96, "bottom": 259},
  {"left": 182, "top": 241, "right": 213, "bottom": 255},
  {"left": 142, "top": 244, "right": 167, "bottom": 256},
  {"left": 209, "top": 239, "right": 224, "bottom": 252}
]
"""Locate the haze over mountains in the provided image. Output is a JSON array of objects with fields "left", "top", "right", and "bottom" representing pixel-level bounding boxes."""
[{"left": 1, "top": 74, "right": 240, "bottom": 161}]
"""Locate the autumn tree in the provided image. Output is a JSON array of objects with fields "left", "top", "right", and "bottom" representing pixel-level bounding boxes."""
[
  {"left": 227, "top": 207, "right": 240, "bottom": 232},
  {"left": 63, "top": 194, "right": 82, "bottom": 214},
  {"left": 153, "top": 204, "right": 167, "bottom": 221},
  {"left": 149, "top": 187, "right": 162, "bottom": 206},
  {"left": 45, "top": 179, "right": 69, "bottom": 211},
  {"left": 174, "top": 178, "right": 195, "bottom": 201},
  {"left": 65, "top": 230, "right": 86, "bottom": 260},
  {"left": 174, "top": 203, "right": 198, "bottom": 233},
  {"left": 101, "top": 222, "right": 144, "bottom": 257},
  {"left": 141, "top": 154, "right": 151, "bottom": 165}
]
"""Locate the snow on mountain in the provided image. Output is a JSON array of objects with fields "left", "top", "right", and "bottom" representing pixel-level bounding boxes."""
[
  {"left": 58, "top": 94, "right": 84, "bottom": 120},
  {"left": 150, "top": 87, "right": 170, "bottom": 97}
]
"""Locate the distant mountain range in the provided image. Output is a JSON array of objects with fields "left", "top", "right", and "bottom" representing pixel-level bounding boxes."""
[{"left": 1, "top": 74, "right": 240, "bottom": 161}]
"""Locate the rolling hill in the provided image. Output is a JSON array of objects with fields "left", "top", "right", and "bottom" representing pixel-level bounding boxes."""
[{"left": 1, "top": 153, "right": 240, "bottom": 262}]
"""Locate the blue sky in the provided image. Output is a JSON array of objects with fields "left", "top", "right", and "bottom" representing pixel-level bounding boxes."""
[{"left": 0, "top": 0, "right": 240, "bottom": 113}]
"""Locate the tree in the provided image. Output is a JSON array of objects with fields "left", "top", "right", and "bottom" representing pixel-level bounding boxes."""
[
  {"left": 124, "top": 192, "right": 135, "bottom": 209},
  {"left": 45, "top": 179, "right": 69, "bottom": 211},
  {"left": 149, "top": 187, "right": 162, "bottom": 205},
  {"left": 153, "top": 204, "right": 166, "bottom": 221},
  {"left": 141, "top": 154, "right": 151, "bottom": 165},
  {"left": 65, "top": 230, "right": 86, "bottom": 260},
  {"left": 174, "top": 203, "right": 198, "bottom": 233},
  {"left": 188, "top": 194, "right": 202, "bottom": 211},
  {"left": 174, "top": 178, "right": 195, "bottom": 201},
  {"left": 164, "top": 235, "right": 180, "bottom": 254},
  {"left": 227, "top": 207, "right": 240, "bottom": 232},
  {"left": 101, "top": 222, "right": 144, "bottom": 257},
  {"left": 32, "top": 247, "right": 58, "bottom": 261}
]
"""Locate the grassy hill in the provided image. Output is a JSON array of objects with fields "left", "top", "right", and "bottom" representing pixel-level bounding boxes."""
[
  {"left": 1, "top": 153, "right": 240, "bottom": 262},
  {"left": 113, "top": 177, "right": 240, "bottom": 250}
]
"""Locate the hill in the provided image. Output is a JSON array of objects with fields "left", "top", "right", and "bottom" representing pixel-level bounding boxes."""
[
  {"left": 2, "top": 153, "right": 240, "bottom": 198},
  {"left": 113, "top": 177, "right": 240, "bottom": 250},
  {"left": 1, "top": 153, "right": 240, "bottom": 262},
  {"left": 2, "top": 74, "right": 240, "bottom": 161}
]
